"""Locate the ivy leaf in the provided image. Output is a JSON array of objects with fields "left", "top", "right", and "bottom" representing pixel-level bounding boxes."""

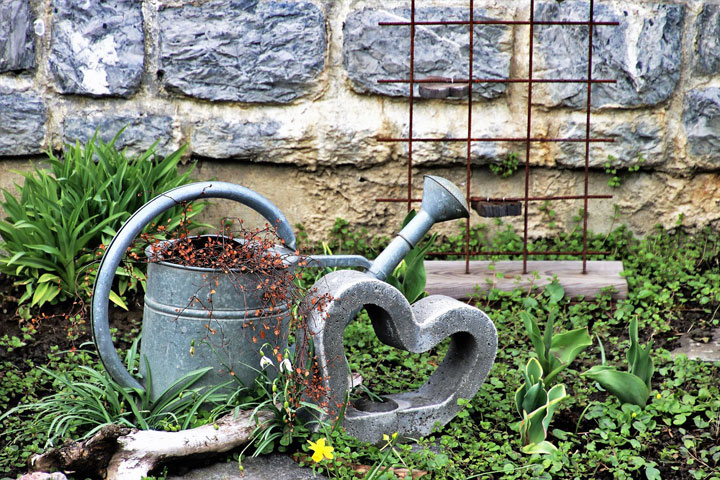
[
  {"left": 645, "top": 465, "right": 661, "bottom": 480},
  {"left": 545, "top": 282, "right": 565, "bottom": 304}
]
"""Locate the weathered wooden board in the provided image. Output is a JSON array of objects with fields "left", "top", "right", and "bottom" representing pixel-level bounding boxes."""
[{"left": 425, "top": 260, "right": 627, "bottom": 300}]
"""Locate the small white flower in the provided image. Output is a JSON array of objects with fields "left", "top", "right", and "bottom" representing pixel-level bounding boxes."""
[
  {"left": 33, "top": 20, "right": 45, "bottom": 36},
  {"left": 260, "top": 356, "right": 273, "bottom": 370},
  {"left": 279, "top": 358, "right": 292, "bottom": 373}
]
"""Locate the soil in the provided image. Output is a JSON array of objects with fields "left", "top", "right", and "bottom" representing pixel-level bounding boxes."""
[{"left": 0, "top": 273, "right": 143, "bottom": 409}]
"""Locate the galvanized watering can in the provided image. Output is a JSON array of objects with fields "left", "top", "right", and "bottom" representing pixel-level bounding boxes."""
[{"left": 91, "top": 176, "right": 469, "bottom": 399}]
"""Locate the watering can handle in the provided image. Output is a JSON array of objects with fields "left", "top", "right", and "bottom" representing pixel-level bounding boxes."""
[{"left": 91, "top": 181, "right": 296, "bottom": 390}]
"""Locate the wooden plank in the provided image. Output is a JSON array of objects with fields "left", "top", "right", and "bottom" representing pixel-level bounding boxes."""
[{"left": 424, "top": 260, "right": 627, "bottom": 300}]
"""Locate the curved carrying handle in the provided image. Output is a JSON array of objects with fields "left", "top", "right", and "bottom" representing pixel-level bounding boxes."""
[{"left": 91, "top": 181, "right": 295, "bottom": 390}]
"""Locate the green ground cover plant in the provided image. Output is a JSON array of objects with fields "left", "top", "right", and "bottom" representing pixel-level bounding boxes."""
[
  {"left": 0, "top": 130, "right": 200, "bottom": 310},
  {"left": 0, "top": 217, "right": 718, "bottom": 479}
]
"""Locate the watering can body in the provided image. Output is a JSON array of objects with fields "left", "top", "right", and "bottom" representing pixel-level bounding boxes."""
[{"left": 139, "top": 251, "right": 290, "bottom": 395}]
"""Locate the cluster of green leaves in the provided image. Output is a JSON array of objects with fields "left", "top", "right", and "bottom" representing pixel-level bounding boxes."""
[
  {"left": 584, "top": 317, "right": 655, "bottom": 407},
  {"left": 515, "top": 291, "right": 592, "bottom": 453},
  {"left": 489, "top": 152, "right": 521, "bottom": 179},
  {"left": 0, "top": 131, "right": 199, "bottom": 308},
  {"left": 0, "top": 339, "right": 236, "bottom": 449},
  {"left": 514, "top": 358, "right": 567, "bottom": 454},
  {"left": 0, "top": 345, "right": 96, "bottom": 473},
  {"left": 322, "top": 218, "right": 389, "bottom": 258},
  {"left": 520, "top": 303, "right": 592, "bottom": 386},
  {"left": 605, "top": 154, "right": 644, "bottom": 188}
]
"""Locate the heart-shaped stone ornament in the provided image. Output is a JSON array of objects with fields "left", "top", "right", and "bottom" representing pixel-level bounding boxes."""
[{"left": 297, "top": 270, "right": 497, "bottom": 443}]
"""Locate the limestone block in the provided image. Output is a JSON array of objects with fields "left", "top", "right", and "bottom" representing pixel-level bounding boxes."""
[
  {"left": 63, "top": 114, "right": 175, "bottom": 157},
  {"left": 0, "top": 90, "right": 46, "bottom": 156},
  {"left": 683, "top": 88, "right": 720, "bottom": 169},
  {"left": 534, "top": 1, "right": 684, "bottom": 109},
  {"left": 158, "top": 0, "right": 326, "bottom": 103},
  {"left": 192, "top": 119, "right": 282, "bottom": 160},
  {"left": 616, "top": 172, "right": 720, "bottom": 233},
  {"left": 343, "top": 7, "right": 511, "bottom": 99},
  {"left": 556, "top": 115, "right": 664, "bottom": 168},
  {"left": 189, "top": 100, "right": 397, "bottom": 170},
  {"left": 695, "top": 5, "right": 720, "bottom": 75},
  {"left": 49, "top": 0, "right": 144, "bottom": 97},
  {"left": 0, "top": 0, "right": 35, "bottom": 73}
]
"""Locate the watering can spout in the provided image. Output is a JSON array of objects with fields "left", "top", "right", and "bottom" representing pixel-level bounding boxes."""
[
  {"left": 368, "top": 175, "right": 468, "bottom": 281},
  {"left": 420, "top": 175, "right": 469, "bottom": 223}
]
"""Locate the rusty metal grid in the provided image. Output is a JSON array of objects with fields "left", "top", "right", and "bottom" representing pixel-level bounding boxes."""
[{"left": 375, "top": 0, "right": 619, "bottom": 275}]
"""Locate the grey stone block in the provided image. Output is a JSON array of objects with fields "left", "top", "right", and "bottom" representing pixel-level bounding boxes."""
[
  {"left": 158, "top": 0, "right": 326, "bottom": 103},
  {"left": 695, "top": 5, "right": 720, "bottom": 75},
  {"left": 166, "top": 453, "right": 326, "bottom": 480},
  {"left": 556, "top": 116, "right": 663, "bottom": 168},
  {"left": 192, "top": 119, "right": 281, "bottom": 159},
  {"left": 534, "top": 1, "right": 684, "bottom": 109},
  {"left": 49, "top": 0, "right": 144, "bottom": 97},
  {"left": 683, "top": 88, "right": 720, "bottom": 167},
  {"left": 0, "top": 0, "right": 35, "bottom": 73},
  {"left": 298, "top": 270, "right": 497, "bottom": 444},
  {"left": 0, "top": 90, "right": 46, "bottom": 156},
  {"left": 343, "top": 7, "right": 511, "bottom": 100},
  {"left": 63, "top": 114, "right": 175, "bottom": 157}
]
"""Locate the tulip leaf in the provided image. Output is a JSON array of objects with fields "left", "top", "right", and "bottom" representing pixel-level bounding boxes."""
[
  {"left": 584, "top": 366, "right": 650, "bottom": 407},
  {"left": 551, "top": 328, "right": 593, "bottom": 365}
]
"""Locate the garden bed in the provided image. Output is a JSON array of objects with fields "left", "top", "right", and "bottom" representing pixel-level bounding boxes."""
[{"left": 1, "top": 225, "right": 719, "bottom": 479}]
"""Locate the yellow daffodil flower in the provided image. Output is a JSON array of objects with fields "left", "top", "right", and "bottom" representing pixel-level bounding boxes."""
[
  {"left": 383, "top": 432, "right": 399, "bottom": 442},
  {"left": 308, "top": 438, "right": 334, "bottom": 463}
]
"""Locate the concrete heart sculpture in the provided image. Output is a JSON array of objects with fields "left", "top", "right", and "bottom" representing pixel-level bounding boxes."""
[{"left": 297, "top": 270, "right": 497, "bottom": 443}]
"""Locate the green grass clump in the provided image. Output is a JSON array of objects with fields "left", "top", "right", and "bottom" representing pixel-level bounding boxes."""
[{"left": 0, "top": 131, "right": 200, "bottom": 308}]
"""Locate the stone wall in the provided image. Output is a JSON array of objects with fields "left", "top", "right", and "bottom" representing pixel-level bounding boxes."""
[{"left": 0, "top": 0, "right": 719, "bottom": 241}]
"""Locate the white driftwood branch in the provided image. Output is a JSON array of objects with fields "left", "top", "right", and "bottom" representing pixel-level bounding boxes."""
[
  {"left": 106, "top": 410, "right": 272, "bottom": 479},
  {"left": 30, "top": 410, "right": 272, "bottom": 480}
]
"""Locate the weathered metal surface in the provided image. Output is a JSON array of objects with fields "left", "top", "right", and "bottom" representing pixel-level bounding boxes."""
[
  {"left": 298, "top": 270, "right": 497, "bottom": 443},
  {"left": 368, "top": 175, "right": 468, "bottom": 281},
  {"left": 92, "top": 181, "right": 297, "bottom": 391},
  {"left": 139, "top": 242, "right": 290, "bottom": 397}
]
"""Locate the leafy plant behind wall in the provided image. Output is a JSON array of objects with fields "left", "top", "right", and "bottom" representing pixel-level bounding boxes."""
[
  {"left": 489, "top": 152, "right": 520, "bottom": 179},
  {"left": 0, "top": 130, "right": 201, "bottom": 308}
]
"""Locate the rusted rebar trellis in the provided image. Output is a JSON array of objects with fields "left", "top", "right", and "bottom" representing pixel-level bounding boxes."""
[{"left": 374, "top": 0, "right": 621, "bottom": 282}]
